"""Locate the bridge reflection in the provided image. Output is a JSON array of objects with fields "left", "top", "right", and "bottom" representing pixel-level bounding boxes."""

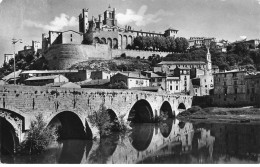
[{"left": 1, "top": 120, "right": 260, "bottom": 164}]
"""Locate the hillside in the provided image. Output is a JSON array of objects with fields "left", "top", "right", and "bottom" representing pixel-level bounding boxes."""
[{"left": 68, "top": 57, "right": 152, "bottom": 71}]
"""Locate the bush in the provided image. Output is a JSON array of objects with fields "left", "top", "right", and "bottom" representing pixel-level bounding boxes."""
[
  {"left": 18, "top": 114, "right": 58, "bottom": 155},
  {"left": 88, "top": 104, "right": 131, "bottom": 137}
]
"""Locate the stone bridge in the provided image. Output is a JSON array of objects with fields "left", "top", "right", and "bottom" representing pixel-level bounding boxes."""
[{"left": 0, "top": 85, "right": 192, "bottom": 153}]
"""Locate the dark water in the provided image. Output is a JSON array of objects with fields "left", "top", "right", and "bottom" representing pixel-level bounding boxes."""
[{"left": 1, "top": 119, "right": 260, "bottom": 164}]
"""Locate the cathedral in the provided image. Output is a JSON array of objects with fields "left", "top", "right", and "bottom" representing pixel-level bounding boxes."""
[{"left": 79, "top": 6, "right": 179, "bottom": 49}]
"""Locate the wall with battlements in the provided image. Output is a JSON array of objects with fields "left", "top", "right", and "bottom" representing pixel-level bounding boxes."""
[{"left": 44, "top": 44, "right": 171, "bottom": 70}]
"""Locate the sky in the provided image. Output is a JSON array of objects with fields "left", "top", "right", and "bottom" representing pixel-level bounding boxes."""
[{"left": 0, "top": 0, "right": 260, "bottom": 64}]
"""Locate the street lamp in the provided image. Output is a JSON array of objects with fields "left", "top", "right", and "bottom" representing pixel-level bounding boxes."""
[{"left": 12, "top": 38, "right": 22, "bottom": 85}]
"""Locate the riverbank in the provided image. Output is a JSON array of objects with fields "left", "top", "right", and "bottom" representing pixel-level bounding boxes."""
[{"left": 177, "top": 106, "right": 260, "bottom": 123}]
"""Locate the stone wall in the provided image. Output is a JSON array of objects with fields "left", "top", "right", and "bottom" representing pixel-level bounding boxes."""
[
  {"left": 44, "top": 44, "right": 110, "bottom": 70},
  {"left": 111, "top": 49, "right": 170, "bottom": 59},
  {"left": 44, "top": 43, "right": 171, "bottom": 70}
]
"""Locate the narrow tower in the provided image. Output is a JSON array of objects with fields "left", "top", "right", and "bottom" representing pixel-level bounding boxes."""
[{"left": 79, "top": 8, "right": 89, "bottom": 33}]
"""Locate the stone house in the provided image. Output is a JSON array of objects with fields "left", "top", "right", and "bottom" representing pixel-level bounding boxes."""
[
  {"left": 110, "top": 72, "right": 149, "bottom": 89},
  {"left": 212, "top": 70, "right": 247, "bottom": 106}
]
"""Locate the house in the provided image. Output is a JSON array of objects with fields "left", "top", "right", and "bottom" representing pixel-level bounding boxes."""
[
  {"left": 245, "top": 72, "right": 260, "bottom": 106},
  {"left": 90, "top": 71, "right": 118, "bottom": 80},
  {"left": 212, "top": 70, "right": 247, "bottom": 106},
  {"left": 25, "top": 75, "right": 69, "bottom": 86},
  {"left": 141, "top": 71, "right": 166, "bottom": 90},
  {"left": 110, "top": 72, "right": 149, "bottom": 89},
  {"left": 166, "top": 76, "right": 181, "bottom": 94},
  {"left": 19, "top": 70, "right": 91, "bottom": 83}
]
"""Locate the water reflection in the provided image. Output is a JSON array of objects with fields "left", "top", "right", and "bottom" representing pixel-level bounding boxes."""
[
  {"left": 1, "top": 119, "right": 260, "bottom": 164},
  {"left": 128, "top": 123, "right": 154, "bottom": 151},
  {"left": 159, "top": 118, "right": 174, "bottom": 138}
]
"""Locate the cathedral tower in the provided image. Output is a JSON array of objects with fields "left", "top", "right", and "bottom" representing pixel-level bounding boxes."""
[{"left": 79, "top": 8, "right": 89, "bottom": 33}]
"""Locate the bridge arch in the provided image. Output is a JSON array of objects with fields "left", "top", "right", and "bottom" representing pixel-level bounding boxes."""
[
  {"left": 48, "top": 111, "right": 89, "bottom": 140},
  {"left": 127, "top": 99, "right": 154, "bottom": 123},
  {"left": 176, "top": 103, "right": 186, "bottom": 116},
  {"left": 160, "top": 101, "right": 174, "bottom": 119},
  {"left": 0, "top": 117, "right": 19, "bottom": 155}
]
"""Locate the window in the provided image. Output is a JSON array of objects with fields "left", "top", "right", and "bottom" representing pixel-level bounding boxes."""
[
  {"left": 176, "top": 86, "right": 178, "bottom": 90},
  {"left": 224, "top": 82, "right": 226, "bottom": 86},
  {"left": 247, "top": 89, "right": 250, "bottom": 94},
  {"left": 233, "top": 73, "right": 237, "bottom": 77},
  {"left": 71, "top": 34, "right": 73, "bottom": 37},
  {"left": 234, "top": 81, "right": 237, "bottom": 85},
  {"left": 170, "top": 86, "right": 172, "bottom": 90},
  {"left": 234, "top": 97, "right": 236, "bottom": 101},
  {"left": 234, "top": 88, "right": 237, "bottom": 94},
  {"left": 136, "top": 80, "right": 138, "bottom": 84},
  {"left": 204, "top": 79, "right": 206, "bottom": 82},
  {"left": 224, "top": 88, "right": 227, "bottom": 95},
  {"left": 195, "top": 89, "right": 197, "bottom": 93}
]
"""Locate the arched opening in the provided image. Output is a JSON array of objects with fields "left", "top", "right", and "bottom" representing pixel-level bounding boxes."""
[
  {"left": 0, "top": 117, "right": 19, "bottom": 155},
  {"left": 106, "top": 109, "right": 120, "bottom": 132},
  {"left": 118, "top": 34, "right": 122, "bottom": 49},
  {"left": 107, "top": 38, "right": 112, "bottom": 49},
  {"left": 178, "top": 103, "right": 186, "bottom": 114},
  {"left": 128, "top": 100, "right": 153, "bottom": 123},
  {"left": 159, "top": 118, "right": 174, "bottom": 138},
  {"left": 122, "top": 35, "right": 127, "bottom": 49},
  {"left": 94, "top": 37, "right": 100, "bottom": 44},
  {"left": 48, "top": 111, "right": 88, "bottom": 140},
  {"left": 128, "top": 36, "right": 133, "bottom": 46},
  {"left": 160, "top": 101, "right": 174, "bottom": 119},
  {"left": 113, "top": 38, "right": 118, "bottom": 49},
  {"left": 129, "top": 123, "right": 154, "bottom": 151},
  {"left": 101, "top": 38, "right": 106, "bottom": 44}
]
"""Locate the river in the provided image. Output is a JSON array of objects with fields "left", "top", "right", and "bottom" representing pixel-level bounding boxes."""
[{"left": 1, "top": 119, "right": 260, "bottom": 164}]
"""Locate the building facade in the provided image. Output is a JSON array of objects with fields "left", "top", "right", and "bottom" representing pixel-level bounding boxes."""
[
  {"left": 18, "top": 40, "right": 41, "bottom": 56},
  {"left": 245, "top": 73, "right": 260, "bottom": 106},
  {"left": 78, "top": 6, "right": 178, "bottom": 50},
  {"left": 212, "top": 70, "right": 247, "bottom": 106}
]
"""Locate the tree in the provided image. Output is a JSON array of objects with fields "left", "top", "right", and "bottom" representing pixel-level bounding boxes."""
[
  {"left": 18, "top": 114, "right": 58, "bottom": 155},
  {"left": 83, "top": 31, "right": 94, "bottom": 45},
  {"left": 108, "top": 81, "right": 128, "bottom": 89}
]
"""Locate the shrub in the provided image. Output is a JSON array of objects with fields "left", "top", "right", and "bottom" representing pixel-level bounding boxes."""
[
  {"left": 88, "top": 104, "right": 131, "bottom": 137},
  {"left": 88, "top": 104, "right": 115, "bottom": 137},
  {"left": 18, "top": 113, "right": 58, "bottom": 155}
]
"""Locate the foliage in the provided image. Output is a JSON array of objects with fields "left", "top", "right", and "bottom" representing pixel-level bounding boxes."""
[
  {"left": 83, "top": 31, "right": 94, "bottom": 44},
  {"left": 88, "top": 104, "right": 115, "bottom": 137},
  {"left": 108, "top": 81, "right": 128, "bottom": 89},
  {"left": 18, "top": 114, "right": 58, "bottom": 155},
  {"left": 132, "top": 36, "right": 189, "bottom": 52},
  {"left": 88, "top": 104, "right": 130, "bottom": 137}
]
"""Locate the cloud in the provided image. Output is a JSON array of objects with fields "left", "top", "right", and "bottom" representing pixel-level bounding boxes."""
[
  {"left": 256, "top": 0, "right": 260, "bottom": 4},
  {"left": 240, "top": 36, "right": 247, "bottom": 40},
  {"left": 116, "top": 5, "right": 174, "bottom": 26},
  {"left": 0, "top": 0, "right": 2, "bottom": 4},
  {"left": 24, "top": 13, "right": 77, "bottom": 31}
]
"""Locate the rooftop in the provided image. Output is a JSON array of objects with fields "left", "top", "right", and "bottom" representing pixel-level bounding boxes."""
[
  {"left": 26, "top": 75, "right": 66, "bottom": 81},
  {"left": 159, "top": 61, "right": 206, "bottom": 65},
  {"left": 21, "top": 70, "right": 79, "bottom": 74},
  {"left": 117, "top": 72, "right": 149, "bottom": 79}
]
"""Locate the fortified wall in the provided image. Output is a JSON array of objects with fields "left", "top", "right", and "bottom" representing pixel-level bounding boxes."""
[{"left": 44, "top": 44, "right": 171, "bottom": 70}]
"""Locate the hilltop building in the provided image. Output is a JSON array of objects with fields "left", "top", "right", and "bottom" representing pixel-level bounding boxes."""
[
  {"left": 78, "top": 6, "right": 178, "bottom": 49},
  {"left": 18, "top": 40, "right": 41, "bottom": 56},
  {"left": 188, "top": 37, "right": 216, "bottom": 49},
  {"left": 3, "top": 54, "right": 14, "bottom": 64}
]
